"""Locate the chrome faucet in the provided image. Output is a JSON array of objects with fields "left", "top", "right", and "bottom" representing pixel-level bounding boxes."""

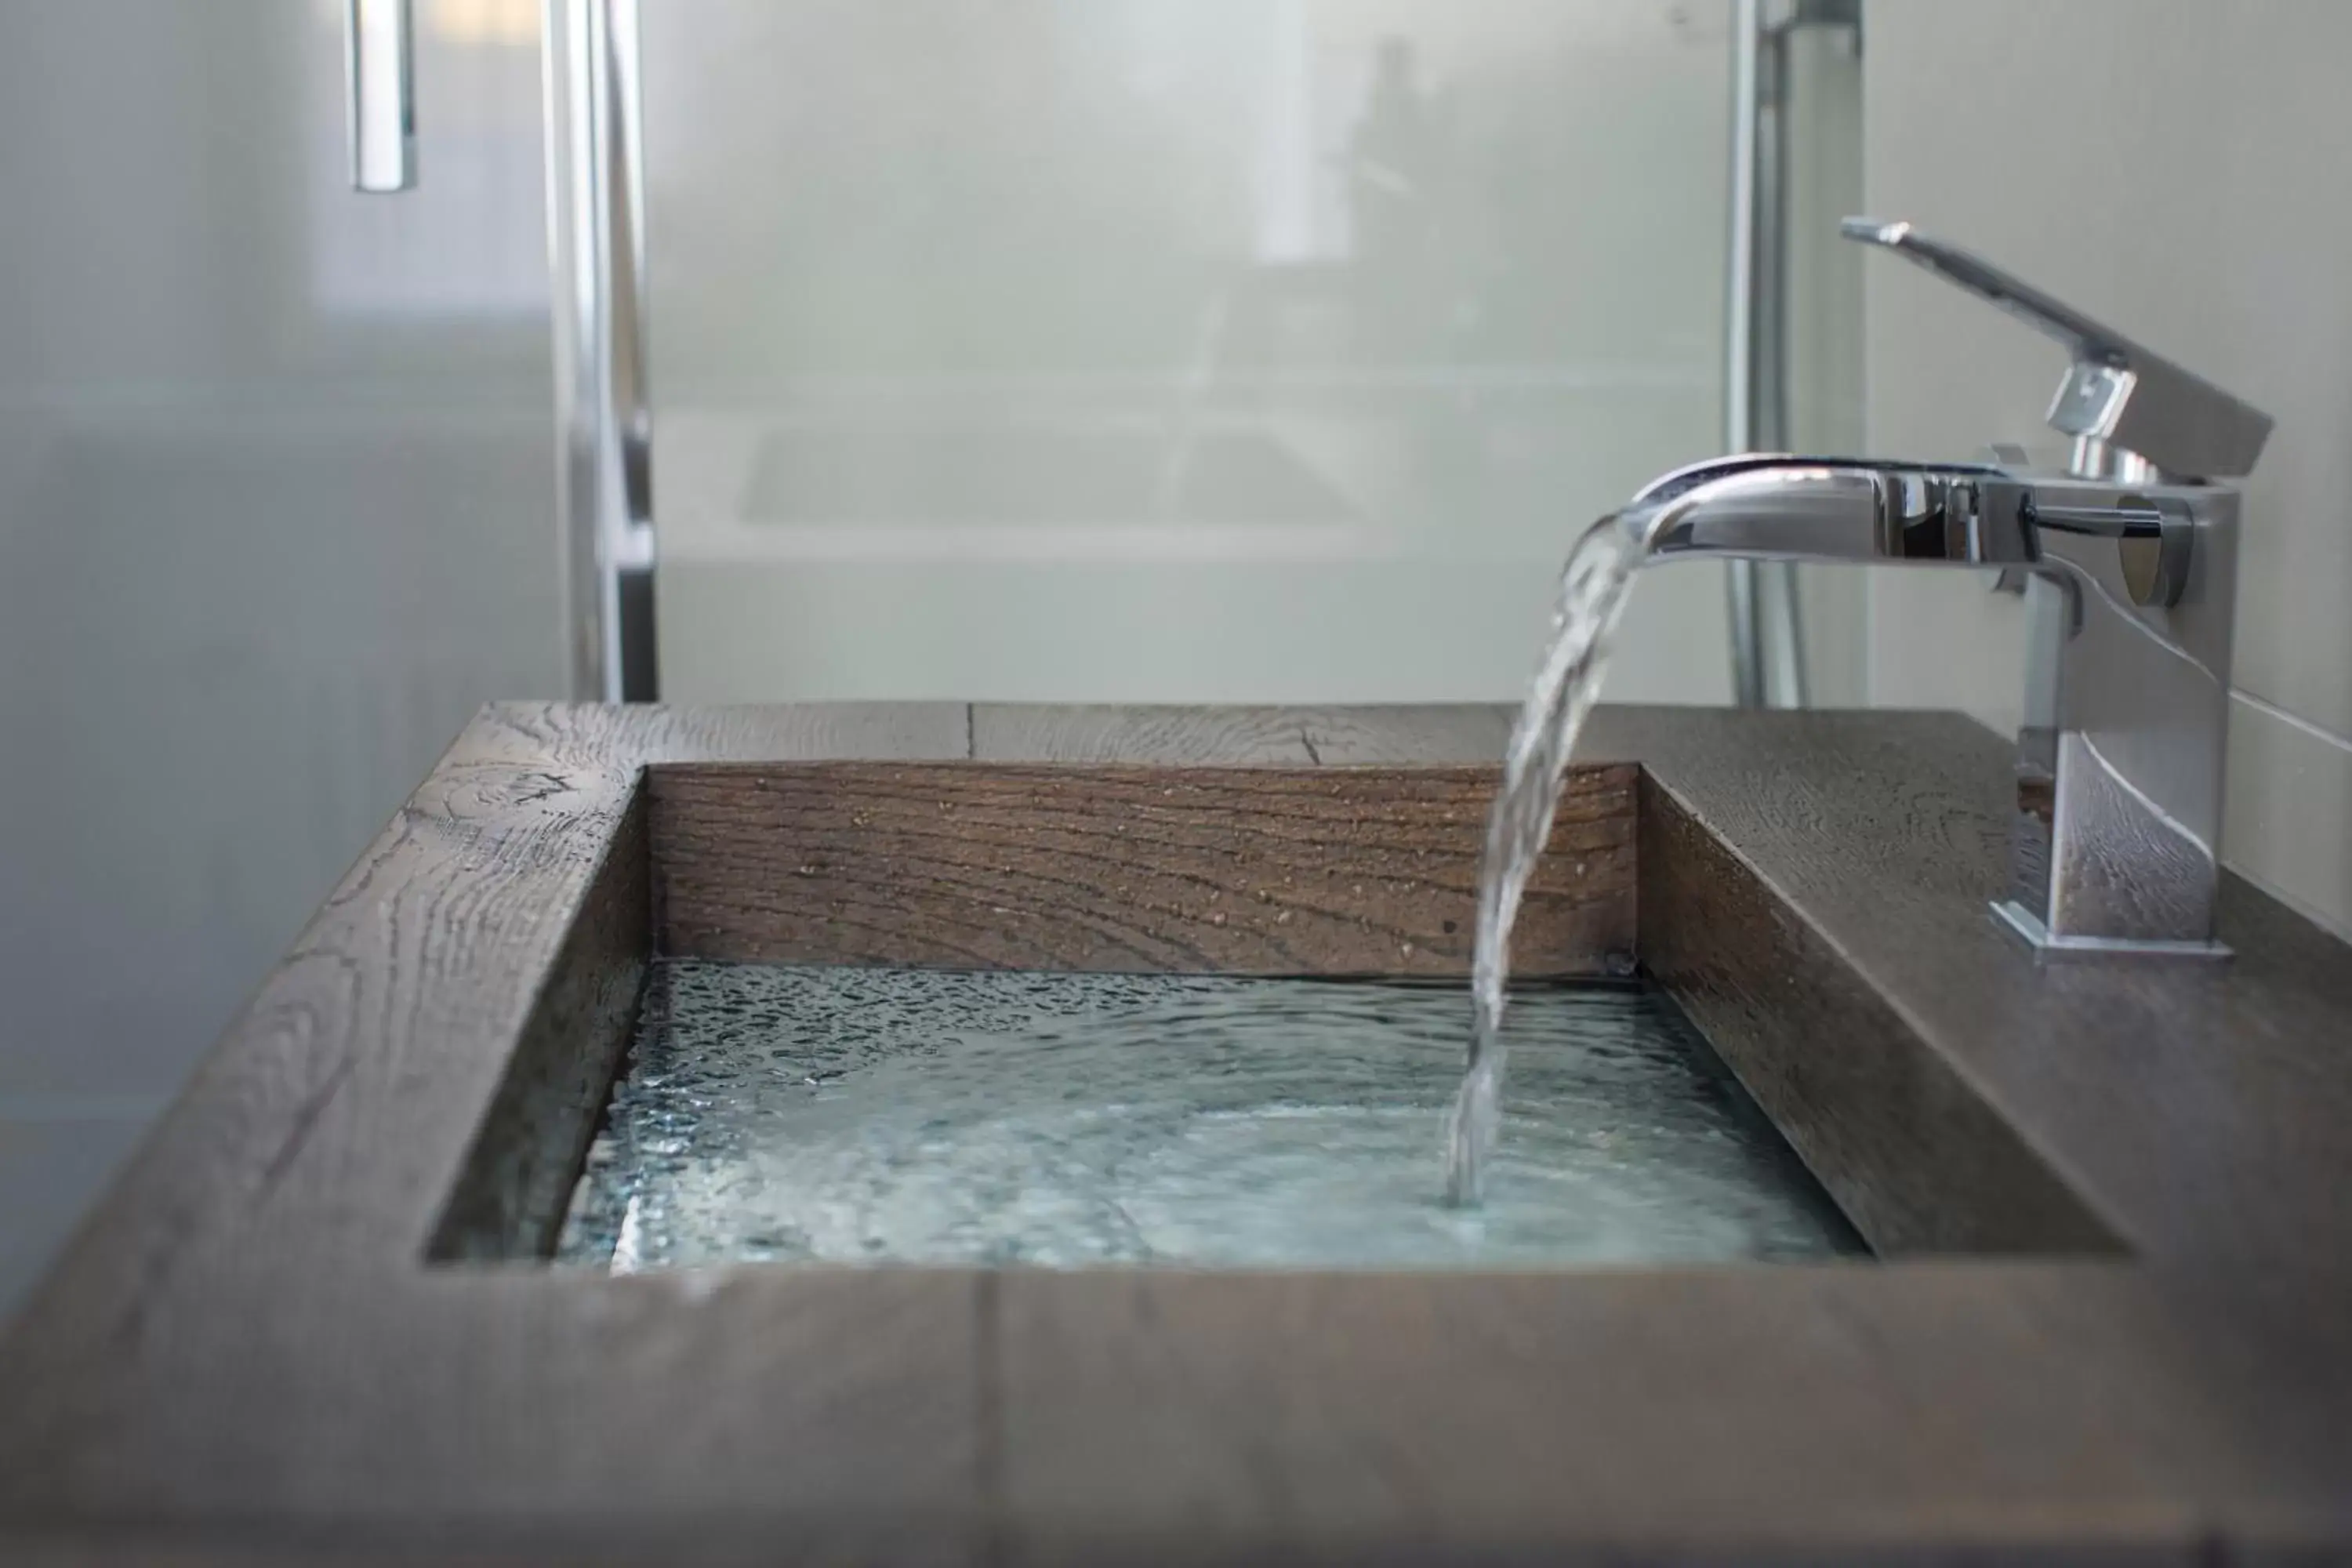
[{"left": 1621, "top": 219, "right": 2273, "bottom": 959}]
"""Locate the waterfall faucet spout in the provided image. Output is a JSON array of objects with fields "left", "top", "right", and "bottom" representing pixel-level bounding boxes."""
[
  {"left": 1620, "top": 223, "right": 2274, "bottom": 959},
  {"left": 1622, "top": 457, "right": 2035, "bottom": 568}
]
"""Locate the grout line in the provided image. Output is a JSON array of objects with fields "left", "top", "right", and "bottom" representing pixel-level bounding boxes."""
[{"left": 2230, "top": 688, "right": 2352, "bottom": 755}]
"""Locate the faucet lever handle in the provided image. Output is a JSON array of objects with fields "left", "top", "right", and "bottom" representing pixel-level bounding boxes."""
[{"left": 1842, "top": 216, "right": 2273, "bottom": 481}]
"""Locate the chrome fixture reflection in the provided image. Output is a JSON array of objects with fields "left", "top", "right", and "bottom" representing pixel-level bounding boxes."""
[
  {"left": 1723, "top": 0, "right": 1862, "bottom": 710},
  {"left": 344, "top": 0, "right": 416, "bottom": 193},
  {"left": 547, "top": 0, "right": 659, "bottom": 701},
  {"left": 1623, "top": 219, "right": 2272, "bottom": 959}
]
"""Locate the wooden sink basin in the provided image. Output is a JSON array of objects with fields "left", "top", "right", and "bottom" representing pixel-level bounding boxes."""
[{"left": 4, "top": 702, "right": 2348, "bottom": 1564}]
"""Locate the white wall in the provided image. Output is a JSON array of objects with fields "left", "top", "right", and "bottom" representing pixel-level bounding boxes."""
[
  {"left": 1862, "top": 0, "right": 2352, "bottom": 938},
  {"left": 642, "top": 0, "right": 1748, "bottom": 706}
]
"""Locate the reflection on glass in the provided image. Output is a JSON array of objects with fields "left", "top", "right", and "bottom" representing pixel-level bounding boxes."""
[
  {"left": 425, "top": 0, "right": 538, "bottom": 47},
  {"left": 312, "top": 0, "right": 546, "bottom": 315},
  {"left": 642, "top": 2, "right": 1762, "bottom": 703}
]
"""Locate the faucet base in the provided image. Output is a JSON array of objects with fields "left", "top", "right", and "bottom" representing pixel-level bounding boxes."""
[{"left": 1990, "top": 900, "right": 2233, "bottom": 963}]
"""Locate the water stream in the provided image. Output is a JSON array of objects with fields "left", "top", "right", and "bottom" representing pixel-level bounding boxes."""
[{"left": 1443, "top": 514, "right": 1642, "bottom": 1205}]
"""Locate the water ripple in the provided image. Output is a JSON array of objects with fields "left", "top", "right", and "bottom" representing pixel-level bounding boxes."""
[{"left": 555, "top": 963, "right": 1862, "bottom": 1270}]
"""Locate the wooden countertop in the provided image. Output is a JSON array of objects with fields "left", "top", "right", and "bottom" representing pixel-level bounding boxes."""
[{"left": 2, "top": 703, "right": 2348, "bottom": 1565}]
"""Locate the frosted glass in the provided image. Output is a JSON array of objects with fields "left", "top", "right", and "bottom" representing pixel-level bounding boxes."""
[{"left": 641, "top": 0, "right": 1742, "bottom": 702}]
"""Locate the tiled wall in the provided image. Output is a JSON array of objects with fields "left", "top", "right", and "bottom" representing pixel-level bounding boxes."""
[{"left": 1861, "top": 0, "right": 2352, "bottom": 941}]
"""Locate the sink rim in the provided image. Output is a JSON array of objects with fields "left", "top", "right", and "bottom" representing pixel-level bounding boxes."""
[{"left": 5, "top": 701, "right": 2349, "bottom": 1561}]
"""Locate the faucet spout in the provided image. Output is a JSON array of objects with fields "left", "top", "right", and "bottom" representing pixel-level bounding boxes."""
[
  {"left": 1619, "top": 456, "right": 2034, "bottom": 570},
  {"left": 1617, "top": 218, "right": 2276, "bottom": 960},
  {"left": 1613, "top": 449, "right": 2241, "bottom": 959}
]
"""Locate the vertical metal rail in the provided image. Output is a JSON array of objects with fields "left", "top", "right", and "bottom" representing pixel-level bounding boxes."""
[
  {"left": 1751, "top": 13, "right": 1810, "bottom": 710},
  {"left": 1722, "top": 0, "right": 1768, "bottom": 709},
  {"left": 604, "top": 0, "right": 658, "bottom": 701},
  {"left": 543, "top": 0, "right": 658, "bottom": 703},
  {"left": 1725, "top": 0, "right": 1857, "bottom": 708}
]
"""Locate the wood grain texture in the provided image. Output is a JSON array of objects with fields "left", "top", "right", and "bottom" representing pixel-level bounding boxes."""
[
  {"left": 452, "top": 700, "right": 975, "bottom": 771},
  {"left": 1588, "top": 705, "right": 2352, "bottom": 1278},
  {"left": 0, "top": 704, "right": 983, "bottom": 1559},
  {"left": 4, "top": 702, "right": 2351, "bottom": 1565},
  {"left": 0, "top": 702, "right": 970, "bottom": 1300},
  {"left": 428, "top": 788, "right": 651, "bottom": 1261},
  {"left": 993, "top": 1263, "right": 2340, "bottom": 1565},
  {"left": 0, "top": 1266, "right": 985, "bottom": 1563},
  {"left": 1639, "top": 775, "right": 2123, "bottom": 1256},
  {"left": 971, "top": 704, "right": 1517, "bottom": 766},
  {"left": 649, "top": 761, "right": 1637, "bottom": 977}
]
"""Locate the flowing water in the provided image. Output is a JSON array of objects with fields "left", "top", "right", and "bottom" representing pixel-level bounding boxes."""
[
  {"left": 1443, "top": 515, "right": 1643, "bottom": 1206},
  {"left": 556, "top": 961, "right": 1857, "bottom": 1270}
]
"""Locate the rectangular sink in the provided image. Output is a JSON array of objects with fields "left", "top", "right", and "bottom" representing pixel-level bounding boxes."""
[
  {"left": 432, "top": 753, "right": 2096, "bottom": 1266},
  {"left": 34, "top": 706, "right": 2349, "bottom": 1563}
]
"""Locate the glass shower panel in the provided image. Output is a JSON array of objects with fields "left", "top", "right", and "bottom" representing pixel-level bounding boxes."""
[
  {"left": 1777, "top": 17, "right": 1868, "bottom": 706},
  {"left": 641, "top": 0, "right": 1738, "bottom": 704}
]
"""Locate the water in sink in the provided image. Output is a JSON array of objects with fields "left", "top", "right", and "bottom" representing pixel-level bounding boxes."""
[{"left": 555, "top": 961, "right": 1860, "bottom": 1270}]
